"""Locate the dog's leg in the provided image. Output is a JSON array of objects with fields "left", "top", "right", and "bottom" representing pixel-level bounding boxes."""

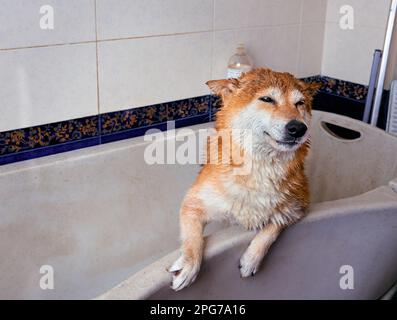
[
  {"left": 168, "top": 200, "right": 207, "bottom": 291},
  {"left": 239, "top": 223, "right": 282, "bottom": 277}
]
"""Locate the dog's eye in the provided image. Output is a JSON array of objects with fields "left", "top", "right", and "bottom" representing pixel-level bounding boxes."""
[
  {"left": 295, "top": 100, "right": 305, "bottom": 107},
  {"left": 259, "top": 96, "right": 275, "bottom": 104}
]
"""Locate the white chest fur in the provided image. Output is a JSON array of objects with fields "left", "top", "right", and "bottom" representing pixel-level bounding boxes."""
[
  {"left": 226, "top": 161, "right": 288, "bottom": 229},
  {"left": 199, "top": 159, "right": 302, "bottom": 230}
]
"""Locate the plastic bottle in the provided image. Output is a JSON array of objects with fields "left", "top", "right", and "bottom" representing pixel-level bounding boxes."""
[{"left": 227, "top": 43, "right": 253, "bottom": 79}]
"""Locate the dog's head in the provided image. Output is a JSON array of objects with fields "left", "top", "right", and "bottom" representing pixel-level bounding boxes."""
[{"left": 207, "top": 68, "right": 321, "bottom": 154}]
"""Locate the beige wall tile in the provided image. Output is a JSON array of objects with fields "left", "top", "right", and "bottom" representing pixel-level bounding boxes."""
[{"left": 0, "top": 44, "right": 98, "bottom": 131}]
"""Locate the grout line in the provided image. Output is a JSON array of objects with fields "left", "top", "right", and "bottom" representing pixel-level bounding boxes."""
[
  {"left": 209, "top": 0, "right": 216, "bottom": 120},
  {"left": 210, "top": 0, "right": 215, "bottom": 79},
  {"left": 319, "top": 24, "right": 327, "bottom": 76},
  {"left": 0, "top": 31, "right": 212, "bottom": 52},
  {"left": 94, "top": 0, "right": 102, "bottom": 143},
  {"left": 320, "top": 0, "right": 331, "bottom": 77},
  {"left": 212, "top": 22, "right": 303, "bottom": 32},
  {"left": 296, "top": 0, "right": 305, "bottom": 77},
  {"left": 97, "top": 29, "right": 213, "bottom": 43},
  {"left": 324, "top": 20, "right": 388, "bottom": 30},
  {"left": 0, "top": 40, "right": 97, "bottom": 52},
  {"left": 0, "top": 23, "right": 304, "bottom": 52}
]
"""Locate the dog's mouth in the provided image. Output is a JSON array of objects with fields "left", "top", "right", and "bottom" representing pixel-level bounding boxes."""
[
  {"left": 275, "top": 139, "right": 298, "bottom": 146},
  {"left": 263, "top": 131, "right": 299, "bottom": 148}
]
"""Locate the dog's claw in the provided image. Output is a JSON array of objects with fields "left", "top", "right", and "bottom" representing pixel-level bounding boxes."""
[
  {"left": 169, "top": 255, "right": 200, "bottom": 291},
  {"left": 172, "top": 270, "right": 181, "bottom": 276},
  {"left": 239, "top": 248, "right": 263, "bottom": 278},
  {"left": 167, "top": 260, "right": 183, "bottom": 273}
]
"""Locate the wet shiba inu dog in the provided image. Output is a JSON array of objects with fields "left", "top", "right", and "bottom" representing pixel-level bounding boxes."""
[{"left": 168, "top": 68, "right": 320, "bottom": 291}]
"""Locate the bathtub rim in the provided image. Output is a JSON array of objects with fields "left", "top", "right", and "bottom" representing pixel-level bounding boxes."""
[
  {"left": 1, "top": 110, "right": 397, "bottom": 180},
  {"left": 1, "top": 111, "right": 396, "bottom": 170}
]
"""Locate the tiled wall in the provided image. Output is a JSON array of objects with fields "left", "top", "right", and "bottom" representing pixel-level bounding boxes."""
[
  {"left": 0, "top": 0, "right": 326, "bottom": 133},
  {"left": 211, "top": 0, "right": 326, "bottom": 79},
  {"left": 322, "top": 0, "right": 391, "bottom": 85},
  {"left": 2, "top": 0, "right": 394, "bottom": 166},
  {"left": 385, "top": 9, "right": 397, "bottom": 89}
]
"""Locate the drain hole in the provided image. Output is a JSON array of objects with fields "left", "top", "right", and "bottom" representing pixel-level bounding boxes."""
[{"left": 321, "top": 121, "right": 361, "bottom": 140}]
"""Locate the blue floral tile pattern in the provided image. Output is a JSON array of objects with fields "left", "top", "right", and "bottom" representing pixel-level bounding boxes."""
[
  {"left": 101, "top": 96, "right": 211, "bottom": 135},
  {"left": 189, "top": 95, "right": 211, "bottom": 117},
  {"left": 302, "top": 75, "right": 368, "bottom": 102},
  {"left": 164, "top": 96, "right": 210, "bottom": 120},
  {"left": 209, "top": 94, "right": 222, "bottom": 121},
  {"left": 164, "top": 99, "right": 191, "bottom": 120},
  {"left": 0, "top": 77, "right": 368, "bottom": 165},
  {"left": 0, "top": 116, "right": 99, "bottom": 156},
  {"left": 100, "top": 104, "right": 167, "bottom": 135}
]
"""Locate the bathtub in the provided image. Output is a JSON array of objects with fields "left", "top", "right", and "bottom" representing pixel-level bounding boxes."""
[{"left": 1, "top": 111, "right": 397, "bottom": 299}]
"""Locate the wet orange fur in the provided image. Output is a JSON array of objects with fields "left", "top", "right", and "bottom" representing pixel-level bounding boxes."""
[
  {"left": 170, "top": 68, "right": 320, "bottom": 290},
  {"left": 200, "top": 69, "right": 318, "bottom": 224}
]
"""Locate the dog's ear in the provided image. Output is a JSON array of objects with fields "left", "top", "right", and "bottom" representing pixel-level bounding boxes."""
[
  {"left": 206, "top": 79, "right": 240, "bottom": 97},
  {"left": 301, "top": 81, "right": 322, "bottom": 96}
]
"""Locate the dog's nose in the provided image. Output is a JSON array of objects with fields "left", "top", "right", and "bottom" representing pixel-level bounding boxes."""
[{"left": 286, "top": 120, "right": 307, "bottom": 138}]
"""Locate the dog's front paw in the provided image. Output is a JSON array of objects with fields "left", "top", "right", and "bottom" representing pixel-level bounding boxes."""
[
  {"left": 239, "top": 247, "right": 264, "bottom": 278},
  {"left": 167, "top": 255, "right": 201, "bottom": 291}
]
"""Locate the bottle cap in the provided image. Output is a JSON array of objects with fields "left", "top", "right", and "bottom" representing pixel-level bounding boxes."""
[{"left": 237, "top": 43, "right": 246, "bottom": 55}]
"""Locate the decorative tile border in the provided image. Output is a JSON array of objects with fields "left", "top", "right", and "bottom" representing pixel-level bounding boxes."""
[
  {"left": 209, "top": 94, "right": 222, "bottom": 121},
  {"left": 100, "top": 104, "right": 167, "bottom": 136},
  {"left": 0, "top": 115, "right": 99, "bottom": 158},
  {"left": 100, "top": 96, "right": 211, "bottom": 144},
  {"left": 209, "top": 75, "right": 369, "bottom": 121},
  {"left": 303, "top": 75, "right": 368, "bottom": 102},
  {"left": 0, "top": 96, "right": 212, "bottom": 166},
  {"left": 0, "top": 75, "right": 370, "bottom": 166}
]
